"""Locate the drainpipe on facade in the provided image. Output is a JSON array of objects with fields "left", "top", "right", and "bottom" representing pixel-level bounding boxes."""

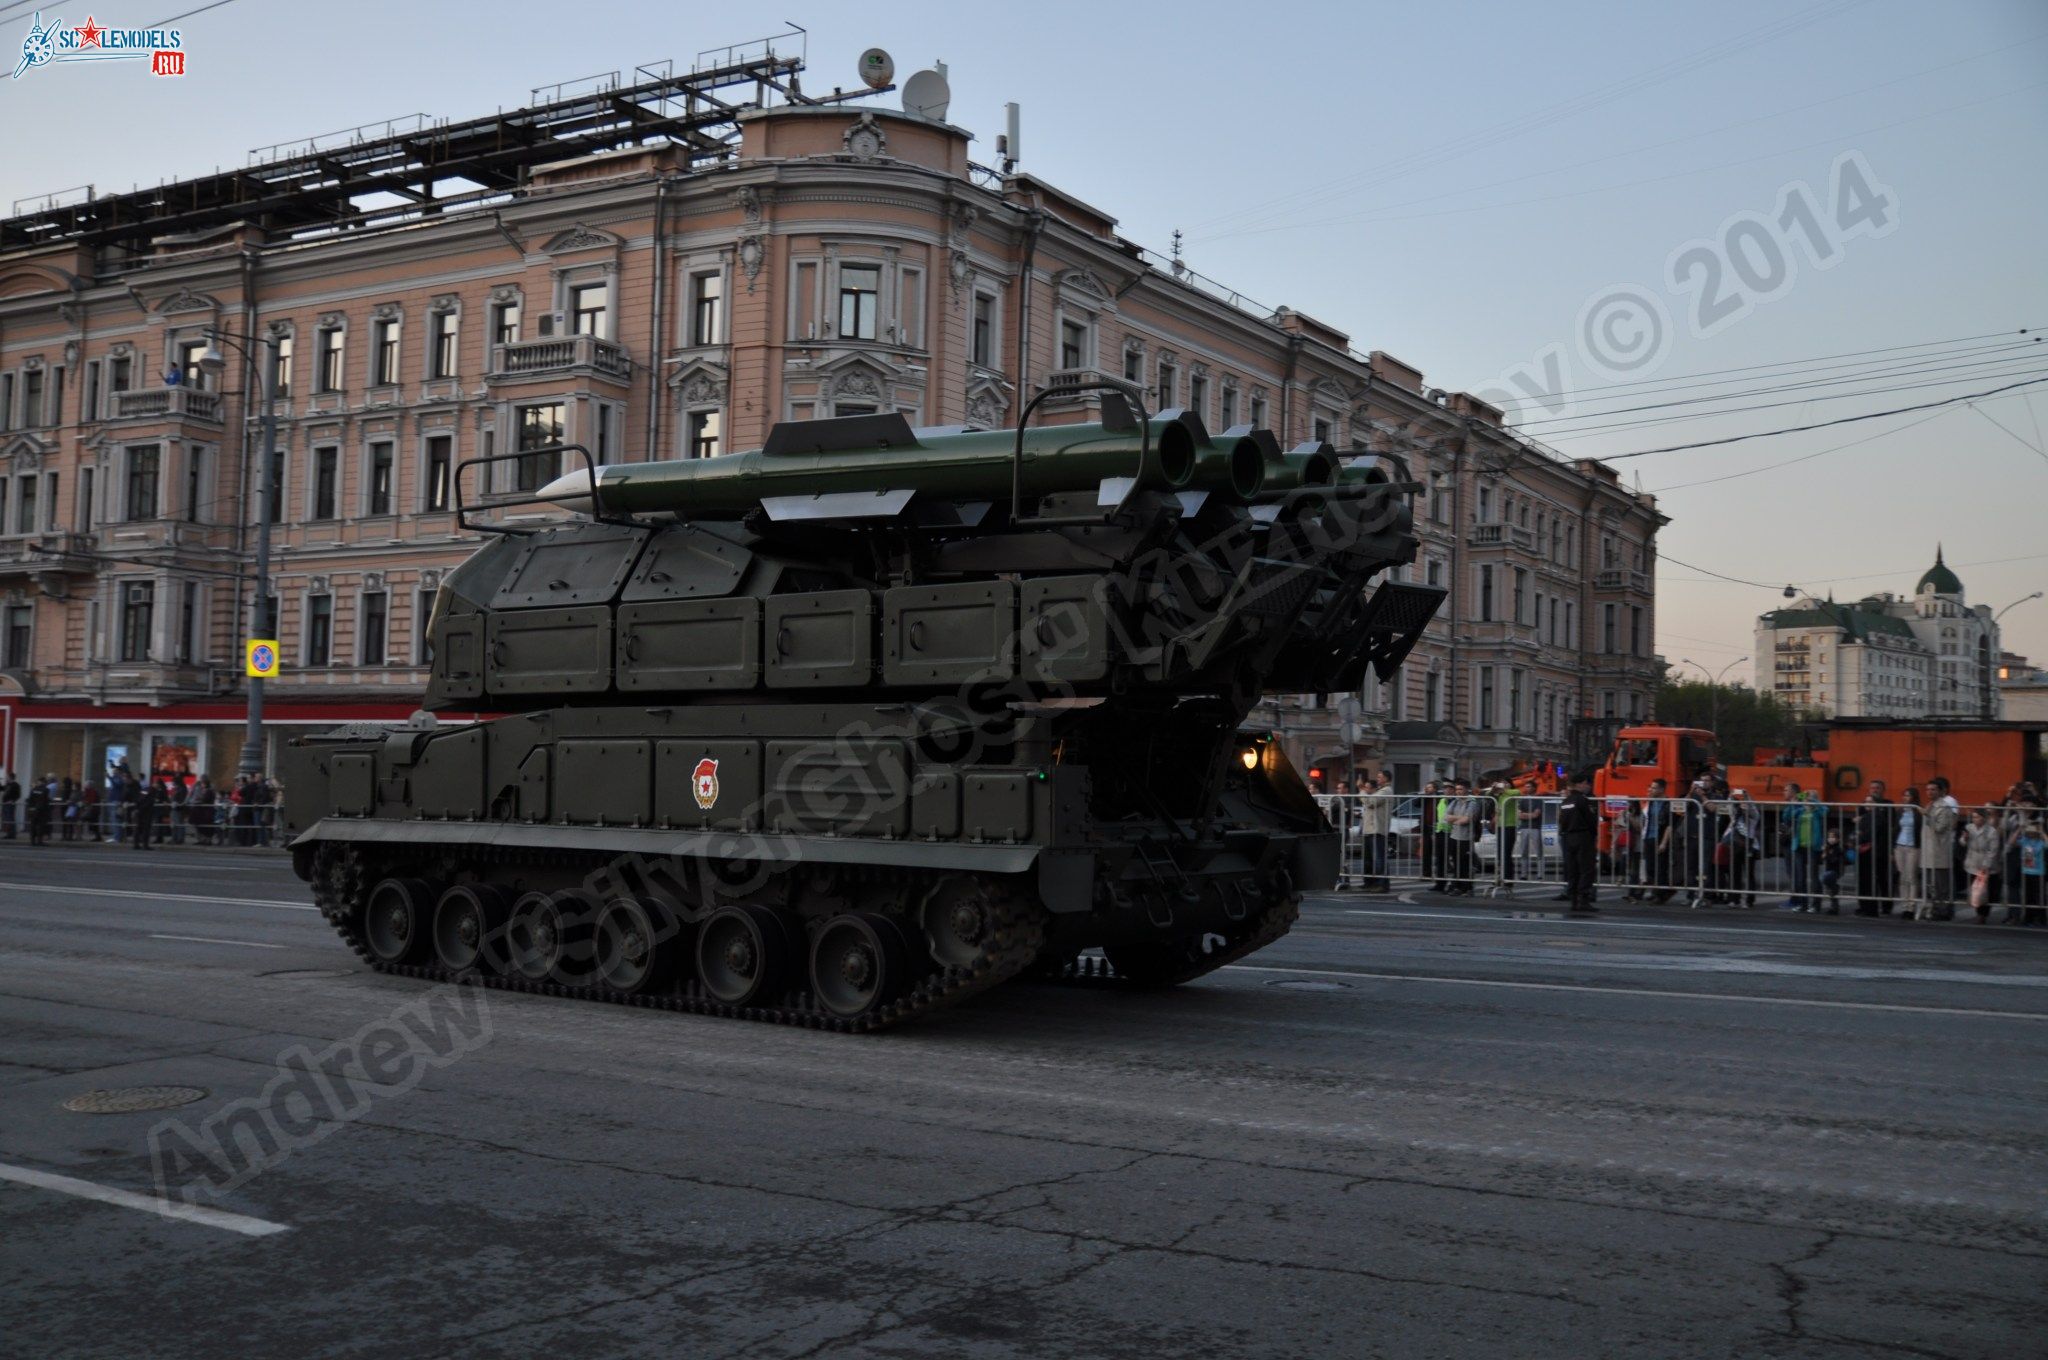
[
  {"left": 1445, "top": 416, "right": 1468, "bottom": 775},
  {"left": 1279, "top": 334, "right": 1302, "bottom": 443},
  {"left": 1013, "top": 208, "right": 1046, "bottom": 410},
  {"left": 1576, "top": 476, "right": 1598, "bottom": 745},
  {"left": 230, "top": 247, "right": 257, "bottom": 703},
  {"left": 645, "top": 174, "right": 673, "bottom": 459}
]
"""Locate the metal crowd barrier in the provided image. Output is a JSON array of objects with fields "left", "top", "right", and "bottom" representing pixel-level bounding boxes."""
[
  {"left": 0, "top": 796, "right": 286, "bottom": 849},
  {"left": 1315, "top": 792, "right": 2048, "bottom": 923}
]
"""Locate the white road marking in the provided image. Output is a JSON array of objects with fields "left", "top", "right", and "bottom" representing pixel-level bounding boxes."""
[
  {"left": 0, "top": 882, "right": 313, "bottom": 911},
  {"left": 0, "top": 1162, "right": 289, "bottom": 1237},
  {"left": 148, "top": 934, "right": 287, "bottom": 950},
  {"left": 1225, "top": 963, "right": 2048, "bottom": 1021}
]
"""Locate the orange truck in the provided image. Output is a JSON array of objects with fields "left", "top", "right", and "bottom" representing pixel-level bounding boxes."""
[{"left": 1587, "top": 720, "right": 2048, "bottom": 809}]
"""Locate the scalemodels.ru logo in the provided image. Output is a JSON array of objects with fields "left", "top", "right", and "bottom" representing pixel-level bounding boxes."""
[{"left": 13, "top": 12, "right": 186, "bottom": 79}]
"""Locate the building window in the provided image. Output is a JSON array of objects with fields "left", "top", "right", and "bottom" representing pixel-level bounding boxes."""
[
  {"left": 177, "top": 581, "right": 200, "bottom": 664},
  {"left": 317, "top": 326, "right": 344, "bottom": 392},
  {"left": 836, "top": 265, "right": 880, "bottom": 340},
  {"left": 1060, "top": 319, "right": 1088, "bottom": 371},
  {"left": 120, "top": 582, "right": 155, "bottom": 662},
  {"left": 1219, "top": 386, "right": 1238, "bottom": 429},
  {"left": 1565, "top": 600, "right": 1576, "bottom": 647},
  {"left": 367, "top": 441, "right": 394, "bottom": 516},
  {"left": 1313, "top": 417, "right": 1331, "bottom": 444},
  {"left": 22, "top": 369, "right": 44, "bottom": 427},
  {"left": 493, "top": 299, "right": 520, "bottom": 348},
  {"left": 1190, "top": 373, "right": 1209, "bottom": 421},
  {"left": 125, "top": 446, "right": 160, "bottom": 520},
  {"left": 1629, "top": 605, "right": 1643, "bottom": 656},
  {"left": 371, "top": 318, "right": 400, "bottom": 387},
  {"left": 1479, "top": 565, "right": 1494, "bottom": 622},
  {"left": 305, "top": 593, "right": 333, "bottom": 666},
  {"left": 690, "top": 272, "right": 724, "bottom": 347},
  {"left": 569, "top": 282, "right": 609, "bottom": 340},
  {"left": 1425, "top": 670, "right": 1442, "bottom": 722},
  {"left": 360, "top": 591, "right": 388, "bottom": 665},
  {"left": 4, "top": 604, "right": 29, "bottom": 668},
  {"left": 13, "top": 474, "right": 36, "bottom": 533},
  {"left": 177, "top": 340, "right": 210, "bottom": 392},
  {"left": 1509, "top": 668, "right": 1524, "bottom": 731},
  {"left": 1156, "top": 361, "right": 1176, "bottom": 413},
  {"left": 312, "top": 447, "right": 339, "bottom": 521},
  {"left": 429, "top": 311, "right": 458, "bottom": 379},
  {"left": 424, "top": 434, "right": 452, "bottom": 512},
  {"left": 182, "top": 450, "right": 203, "bottom": 524},
  {"left": 417, "top": 588, "right": 437, "bottom": 664},
  {"left": 515, "top": 402, "right": 565, "bottom": 491},
  {"left": 1477, "top": 667, "right": 1495, "bottom": 730},
  {"left": 78, "top": 466, "right": 95, "bottom": 531},
  {"left": 971, "top": 293, "right": 995, "bottom": 367},
  {"left": 688, "top": 409, "right": 722, "bottom": 459},
  {"left": 1426, "top": 558, "right": 1443, "bottom": 588},
  {"left": 1477, "top": 485, "right": 1493, "bottom": 523},
  {"left": 1602, "top": 603, "right": 1617, "bottom": 654},
  {"left": 1513, "top": 568, "right": 1527, "bottom": 624},
  {"left": 1602, "top": 690, "right": 1618, "bottom": 719},
  {"left": 265, "top": 446, "right": 285, "bottom": 524},
  {"left": 270, "top": 334, "right": 293, "bottom": 400},
  {"left": 1123, "top": 347, "right": 1142, "bottom": 383}
]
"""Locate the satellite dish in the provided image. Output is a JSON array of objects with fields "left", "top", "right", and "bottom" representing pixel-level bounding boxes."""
[
  {"left": 901, "top": 67, "right": 951, "bottom": 121},
  {"left": 858, "top": 48, "right": 895, "bottom": 89}
]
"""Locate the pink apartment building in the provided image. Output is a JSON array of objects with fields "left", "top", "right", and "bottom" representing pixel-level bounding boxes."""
[{"left": 0, "top": 53, "right": 1662, "bottom": 791}]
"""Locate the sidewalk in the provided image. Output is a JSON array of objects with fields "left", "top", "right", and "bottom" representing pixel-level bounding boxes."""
[
  {"left": 0, "top": 833, "right": 285, "bottom": 858},
  {"left": 1336, "top": 882, "right": 2048, "bottom": 934}
]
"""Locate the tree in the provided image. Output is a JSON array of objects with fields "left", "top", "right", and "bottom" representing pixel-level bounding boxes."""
[{"left": 1653, "top": 674, "right": 1824, "bottom": 763}]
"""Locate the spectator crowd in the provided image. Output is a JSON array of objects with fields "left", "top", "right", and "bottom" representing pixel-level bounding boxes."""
[
  {"left": 1, "top": 765, "right": 282, "bottom": 851},
  {"left": 1325, "top": 772, "right": 2047, "bottom": 927}
]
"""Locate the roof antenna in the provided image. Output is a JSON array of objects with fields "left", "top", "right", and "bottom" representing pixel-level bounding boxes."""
[{"left": 1170, "top": 228, "right": 1185, "bottom": 276}]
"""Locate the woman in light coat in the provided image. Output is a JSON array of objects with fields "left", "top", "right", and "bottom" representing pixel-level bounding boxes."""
[{"left": 1964, "top": 807, "right": 2003, "bottom": 924}]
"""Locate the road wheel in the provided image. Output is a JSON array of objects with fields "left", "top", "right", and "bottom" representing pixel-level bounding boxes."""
[
  {"left": 810, "top": 912, "right": 912, "bottom": 1018},
  {"left": 595, "top": 896, "right": 681, "bottom": 995},
  {"left": 432, "top": 884, "right": 507, "bottom": 976},
  {"left": 695, "top": 904, "right": 791, "bottom": 1006},
  {"left": 919, "top": 876, "right": 996, "bottom": 971},
  {"left": 507, "top": 890, "right": 587, "bottom": 983},
  {"left": 363, "top": 878, "right": 433, "bottom": 965}
]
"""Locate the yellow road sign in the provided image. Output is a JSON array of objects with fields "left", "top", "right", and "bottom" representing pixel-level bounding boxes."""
[{"left": 246, "top": 639, "right": 281, "bottom": 678}]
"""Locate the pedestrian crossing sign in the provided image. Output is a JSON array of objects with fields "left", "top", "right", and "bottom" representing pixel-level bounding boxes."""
[{"left": 246, "top": 639, "right": 281, "bottom": 678}]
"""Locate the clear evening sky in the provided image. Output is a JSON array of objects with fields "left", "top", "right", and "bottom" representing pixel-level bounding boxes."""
[{"left": 4, "top": 0, "right": 2044, "bottom": 682}]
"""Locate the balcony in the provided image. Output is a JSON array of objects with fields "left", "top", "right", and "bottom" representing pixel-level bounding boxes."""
[
  {"left": 1589, "top": 652, "right": 1663, "bottom": 679},
  {"left": 488, "top": 335, "right": 631, "bottom": 385},
  {"left": 1470, "top": 522, "right": 1537, "bottom": 551},
  {"left": 1593, "top": 567, "right": 1651, "bottom": 594},
  {"left": 0, "top": 532, "right": 96, "bottom": 585},
  {"left": 1040, "top": 368, "right": 1142, "bottom": 404},
  {"left": 108, "top": 387, "right": 224, "bottom": 423}
]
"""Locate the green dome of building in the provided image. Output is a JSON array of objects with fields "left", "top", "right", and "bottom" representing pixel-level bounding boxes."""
[{"left": 1916, "top": 545, "right": 1963, "bottom": 597}]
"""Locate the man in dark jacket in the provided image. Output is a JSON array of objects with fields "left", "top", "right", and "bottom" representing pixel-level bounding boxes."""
[
  {"left": 1558, "top": 770, "right": 1599, "bottom": 913},
  {"left": 131, "top": 778, "right": 159, "bottom": 851},
  {"left": 1854, "top": 781, "right": 1895, "bottom": 916}
]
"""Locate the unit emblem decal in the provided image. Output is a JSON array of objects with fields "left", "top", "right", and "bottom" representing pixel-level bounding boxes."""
[{"left": 693, "top": 757, "right": 720, "bottom": 810}]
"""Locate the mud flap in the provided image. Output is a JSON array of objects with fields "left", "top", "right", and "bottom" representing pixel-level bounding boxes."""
[
  {"left": 1037, "top": 848, "right": 1096, "bottom": 914},
  {"left": 1291, "top": 831, "right": 1340, "bottom": 893}
]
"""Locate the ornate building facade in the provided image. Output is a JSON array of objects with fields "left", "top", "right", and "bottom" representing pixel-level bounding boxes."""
[{"left": 0, "top": 59, "right": 1663, "bottom": 788}]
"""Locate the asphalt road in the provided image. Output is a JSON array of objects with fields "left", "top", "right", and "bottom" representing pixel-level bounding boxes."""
[{"left": 1, "top": 840, "right": 2044, "bottom": 1359}]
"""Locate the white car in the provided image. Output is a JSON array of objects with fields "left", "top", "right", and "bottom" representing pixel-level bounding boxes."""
[{"left": 1473, "top": 804, "right": 1560, "bottom": 866}]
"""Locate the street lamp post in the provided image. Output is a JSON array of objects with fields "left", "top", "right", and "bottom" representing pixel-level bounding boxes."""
[
  {"left": 1677, "top": 656, "right": 1742, "bottom": 733},
  {"left": 1989, "top": 592, "right": 2042, "bottom": 718},
  {"left": 197, "top": 329, "right": 279, "bottom": 779}
]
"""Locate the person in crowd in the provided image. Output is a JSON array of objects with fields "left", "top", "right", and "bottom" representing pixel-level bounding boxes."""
[
  {"left": 1423, "top": 781, "right": 1446, "bottom": 893},
  {"left": 1678, "top": 778, "right": 1710, "bottom": 909},
  {"left": 1357, "top": 772, "right": 1392, "bottom": 893},
  {"left": 1516, "top": 782, "right": 1545, "bottom": 884},
  {"left": 1854, "top": 780, "right": 1895, "bottom": 916},
  {"left": 79, "top": 779, "right": 100, "bottom": 842},
  {"left": 1444, "top": 779, "right": 1480, "bottom": 894},
  {"left": 1965, "top": 807, "right": 2004, "bottom": 924},
  {"left": 1495, "top": 779, "right": 1521, "bottom": 889},
  {"left": 1998, "top": 788, "right": 2045, "bottom": 923},
  {"left": 166, "top": 776, "right": 188, "bottom": 846},
  {"left": 1558, "top": 769, "right": 1599, "bottom": 914},
  {"left": 1630, "top": 778, "right": 1673, "bottom": 903},
  {"left": 1783, "top": 784, "right": 1823, "bottom": 912},
  {"left": 1893, "top": 786, "right": 1923, "bottom": 920},
  {"left": 1922, "top": 777, "right": 1961, "bottom": 921},
  {"left": 24, "top": 777, "right": 51, "bottom": 846},
  {"left": 131, "top": 776, "right": 158, "bottom": 851},
  {"left": 1, "top": 770, "right": 18, "bottom": 839},
  {"left": 57, "top": 777, "right": 77, "bottom": 841},
  {"left": 1722, "top": 790, "right": 1762, "bottom": 907},
  {"left": 1818, "top": 827, "right": 1846, "bottom": 914},
  {"left": 2012, "top": 816, "right": 2048, "bottom": 927},
  {"left": 189, "top": 776, "right": 216, "bottom": 846}
]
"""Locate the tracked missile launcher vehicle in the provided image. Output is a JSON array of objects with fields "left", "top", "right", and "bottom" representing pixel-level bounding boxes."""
[{"left": 282, "top": 391, "right": 1442, "bottom": 1031}]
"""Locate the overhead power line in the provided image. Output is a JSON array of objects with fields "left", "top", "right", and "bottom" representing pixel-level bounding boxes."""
[{"left": 1596, "top": 375, "right": 2048, "bottom": 461}]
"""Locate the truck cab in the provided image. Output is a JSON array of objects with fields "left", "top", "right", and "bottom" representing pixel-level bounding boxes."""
[{"left": 1595, "top": 726, "right": 1718, "bottom": 802}]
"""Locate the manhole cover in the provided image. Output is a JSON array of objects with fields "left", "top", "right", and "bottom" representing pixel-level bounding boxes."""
[
  {"left": 61, "top": 1086, "right": 209, "bottom": 1114},
  {"left": 1266, "top": 978, "right": 1351, "bottom": 991}
]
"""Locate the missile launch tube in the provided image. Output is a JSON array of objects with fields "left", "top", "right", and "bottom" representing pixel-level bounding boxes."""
[{"left": 541, "top": 419, "right": 1201, "bottom": 520}]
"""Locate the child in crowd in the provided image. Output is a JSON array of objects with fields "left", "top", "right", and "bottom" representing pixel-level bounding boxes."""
[{"left": 1818, "top": 828, "right": 1846, "bottom": 915}]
